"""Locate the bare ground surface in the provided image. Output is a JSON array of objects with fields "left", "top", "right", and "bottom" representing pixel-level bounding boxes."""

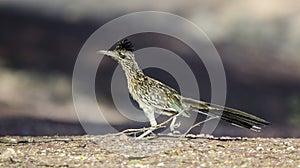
[{"left": 0, "top": 134, "right": 299, "bottom": 168}]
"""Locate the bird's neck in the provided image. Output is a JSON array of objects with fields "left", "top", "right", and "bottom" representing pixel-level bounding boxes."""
[{"left": 120, "top": 60, "right": 144, "bottom": 80}]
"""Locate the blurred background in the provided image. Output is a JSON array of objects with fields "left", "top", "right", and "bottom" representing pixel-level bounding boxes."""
[{"left": 0, "top": 0, "right": 299, "bottom": 137}]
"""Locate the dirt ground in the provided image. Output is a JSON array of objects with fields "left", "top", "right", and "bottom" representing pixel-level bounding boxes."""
[{"left": 0, "top": 134, "right": 299, "bottom": 168}]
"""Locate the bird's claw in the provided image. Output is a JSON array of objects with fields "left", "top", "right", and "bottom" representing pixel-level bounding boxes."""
[
  {"left": 174, "top": 121, "right": 181, "bottom": 128},
  {"left": 170, "top": 120, "right": 181, "bottom": 134},
  {"left": 171, "top": 130, "right": 181, "bottom": 134}
]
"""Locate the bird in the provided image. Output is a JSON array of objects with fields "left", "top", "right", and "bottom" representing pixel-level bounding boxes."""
[{"left": 97, "top": 39, "right": 270, "bottom": 138}]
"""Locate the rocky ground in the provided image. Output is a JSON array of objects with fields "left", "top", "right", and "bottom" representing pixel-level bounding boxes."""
[{"left": 0, "top": 134, "right": 299, "bottom": 167}]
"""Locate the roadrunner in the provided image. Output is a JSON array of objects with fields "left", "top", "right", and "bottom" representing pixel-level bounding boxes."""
[{"left": 98, "top": 39, "right": 269, "bottom": 137}]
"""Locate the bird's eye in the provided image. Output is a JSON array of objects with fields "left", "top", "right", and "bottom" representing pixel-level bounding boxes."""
[{"left": 119, "top": 52, "right": 126, "bottom": 59}]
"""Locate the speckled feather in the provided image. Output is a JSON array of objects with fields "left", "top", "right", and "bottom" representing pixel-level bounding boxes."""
[
  {"left": 128, "top": 73, "right": 190, "bottom": 116},
  {"left": 104, "top": 39, "right": 269, "bottom": 131}
]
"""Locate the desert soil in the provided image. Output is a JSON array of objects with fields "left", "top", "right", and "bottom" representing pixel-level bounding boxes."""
[{"left": 0, "top": 134, "right": 299, "bottom": 167}]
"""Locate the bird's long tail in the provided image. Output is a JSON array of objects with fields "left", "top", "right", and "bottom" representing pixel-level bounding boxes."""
[{"left": 181, "top": 97, "right": 270, "bottom": 132}]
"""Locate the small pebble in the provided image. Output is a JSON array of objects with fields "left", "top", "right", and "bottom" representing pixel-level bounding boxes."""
[
  {"left": 207, "top": 145, "right": 213, "bottom": 148},
  {"left": 157, "top": 162, "right": 164, "bottom": 167},
  {"left": 256, "top": 146, "right": 264, "bottom": 151},
  {"left": 282, "top": 142, "right": 289, "bottom": 146},
  {"left": 134, "top": 163, "right": 148, "bottom": 168},
  {"left": 0, "top": 148, "right": 17, "bottom": 160},
  {"left": 119, "top": 134, "right": 129, "bottom": 141},
  {"left": 287, "top": 146, "right": 295, "bottom": 151}
]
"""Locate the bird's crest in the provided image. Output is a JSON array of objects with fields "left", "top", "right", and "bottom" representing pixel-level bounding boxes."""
[{"left": 115, "top": 39, "right": 134, "bottom": 52}]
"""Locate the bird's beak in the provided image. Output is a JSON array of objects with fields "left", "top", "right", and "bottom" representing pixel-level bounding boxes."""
[
  {"left": 97, "top": 50, "right": 110, "bottom": 55},
  {"left": 97, "top": 50, "right": 118, "bottom": 58}
]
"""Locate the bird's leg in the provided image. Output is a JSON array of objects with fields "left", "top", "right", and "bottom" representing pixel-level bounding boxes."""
[
  {"left": 169, "top": 107, "right": 188, "bottom": 134},
  {"left": 137, "top": 110, "right": 157, "bottom": 139},
  {"left": 170, "top": 116, "right": 181, "bottom": 134}
]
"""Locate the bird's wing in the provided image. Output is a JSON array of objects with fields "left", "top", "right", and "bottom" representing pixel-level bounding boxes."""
[{"left": 136, "top": 76, "right": 190, "bottom": 117}]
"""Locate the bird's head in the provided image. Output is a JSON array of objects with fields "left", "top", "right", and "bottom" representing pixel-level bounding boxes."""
[{"left": 97, "top": 39, "right": 135, "bottom": 63}]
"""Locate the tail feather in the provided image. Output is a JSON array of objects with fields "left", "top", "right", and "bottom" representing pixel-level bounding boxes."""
[{"left": 181, "top": 97, "right": 270, "bottom": 131}]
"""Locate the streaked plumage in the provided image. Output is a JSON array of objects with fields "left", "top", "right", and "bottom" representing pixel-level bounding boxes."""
[{"left": 98, "top": 39, "right": 270, "bottom": 135}]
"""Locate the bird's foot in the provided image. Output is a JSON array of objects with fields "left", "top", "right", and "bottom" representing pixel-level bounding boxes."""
[
  {"left": 136, "top": 126, "right": 157, "bottom": 139},
  {"left": 170, "top": 120, "right": 181, "bottom": 135},
  {"left": 173, "top": 121, "right": 181, "bottom": 128},
  {"left": 171, "top": 130, "right": 181, "bottom": 135}
]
